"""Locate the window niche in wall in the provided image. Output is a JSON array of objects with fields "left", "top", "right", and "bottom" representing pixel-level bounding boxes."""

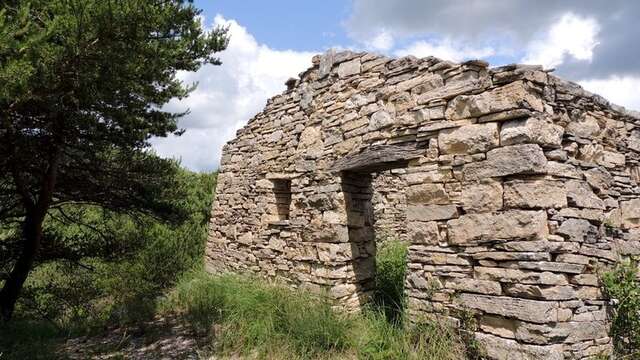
[{"left": 272, "top": 179, "right": 292, "bottom": 221}]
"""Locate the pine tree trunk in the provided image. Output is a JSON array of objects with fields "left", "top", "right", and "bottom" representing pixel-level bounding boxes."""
[{"left": 0, "top": 213, "right": 44, "bottom": 321}]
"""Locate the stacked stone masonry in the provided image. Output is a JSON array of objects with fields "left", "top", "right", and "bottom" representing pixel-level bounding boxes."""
[{"left": 206, "top": 49, "right": 640, "bottom": 359}]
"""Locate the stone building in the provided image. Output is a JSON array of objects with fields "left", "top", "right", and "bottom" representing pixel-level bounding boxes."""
[{"left": 206, "top": 50, "right": 640, "bottom": 359}]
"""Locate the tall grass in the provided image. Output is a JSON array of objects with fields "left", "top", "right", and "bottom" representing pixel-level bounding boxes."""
[
  {"left": 372, "top": 239, "right": 409, "bottom": 324},
  {"left": 161, "top": 272, "right": 351, "bottom": 359},
  {"left": 162, "top": 270, "right": 469, "bottom": 360}
]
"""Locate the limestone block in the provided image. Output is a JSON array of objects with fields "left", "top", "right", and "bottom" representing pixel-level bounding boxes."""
[
  {"left": 471, "top": 252, "right": 551, "bottom": 261},
  {"left": 495, "top": 240, "right": 579, "bottom": 253},
  {"left": 629, "top": 130, "right": 640, "bottom": 152},
  {"left": 566, "top": 180, "right": 605, "bottom": 210},
  {"left": 556, "top": 218, "right": 598, "bottom": 242},
  {"left": 445, "top": 81, "right": 544, "bottom": 120},
  {"left": 621, "top": 199, "right": 640, "bottom": 228},
  {"left": 317, "top": 243, "right": 356, "bottom": 262},
  {"left": 318, "top": 49, "right": 335, "bottom": 78},
  {"left": 514, "top": 322, "right": 570, "bottom": 345},
  {"left": 474, "top": 267, "right": 569, "bottom": 286},
  {"left": 438, "top": 123, "right": 499, "bottom": 154},
  {"left": 447, "top": 210, "right": 548, "bottom": 245},
  {"left": 480, "top": 315, "right": 517, "bottom": 339},
  {"left": 460, "top": 180, "right": 503, "bottom": 212},
  {"left": 500, "top": 117, "right": 564, "bottom": 148},
  {"left": 584, "top": 167, "right": 613, "bottom": 193},
  {"left": 475, "top": 332, "right": 563, "bottom": 360},
  {"left": 557, "top": 321, "right": 609, "bottom": 343},
  {"left": 337, "top": 58, "right": 361, "bottom": 78},
  {"left": 571, "top": 274, "right": 599, "bottom": 286},
  {"left": 504, "top": 179, "right": 567, "bottom": 209},
  {"left": 458, "top": 294, "right": 559, "bottom": 323},
  {"left": 504, "top": 284, "right": 576, "bottom": 300},
  {"left": 501, "top": 261, "right": 585, "bottom": 274},
  {"left": 407, "top": 221, "right": 441, "bottom": 244},
  {"left": 407, "top": 204, "right": 459, "bottom": 222},
  {"left": 443, "top": 278, "right": 502, "bottom": 295},
  {"left": 368, "top": 110, "right": 395, "bottom": 131},
  {"left": 417, "top": 77, "right": 488, "bottom": 104},
  {"left": 566, "top": 114, "right": 601, "bottom": 138},
  {"left": 406, "top": 183, "right": 450, "bottom": 204},
  {"left": 463, "top": 144, "right": 547, "bottom": 180},
  {"left": 546, "top": 161, "right": 582, "bottom": 179}
]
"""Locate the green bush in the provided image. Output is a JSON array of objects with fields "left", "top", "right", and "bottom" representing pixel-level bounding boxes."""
[
  {"left": 373, "top": 239, "right": 409, "bottom": 324},
  {"left": 601, "top": 258, "right": 640, "bottom": 357},
  {"left": 13, "top": 170, "right": 217, "bottom": 332}
]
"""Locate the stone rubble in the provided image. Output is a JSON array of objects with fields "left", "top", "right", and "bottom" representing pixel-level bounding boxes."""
[{"left": 207, "top": 49, "right": 640, "bottom": 359}]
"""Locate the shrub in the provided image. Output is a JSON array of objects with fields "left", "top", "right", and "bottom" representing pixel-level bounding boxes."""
[
  {"left": 601, "top": 258, "right": 640, "bottom": 357},
  {"left": 12, "top": 170, "right": 217, "bottom": 332}
]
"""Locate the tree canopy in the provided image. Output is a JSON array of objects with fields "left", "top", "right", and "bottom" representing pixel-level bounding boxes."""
[{"left": 0, "top": 0, "right": 229, "bottom": 320}]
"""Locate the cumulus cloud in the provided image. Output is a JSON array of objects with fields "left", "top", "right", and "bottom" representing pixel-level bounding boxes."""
[
  {"left": 346, "top": 0, "right": 640, "bottom": 78},
  {"left": 366, "top": 29, "right": 395, "bottom": 51},
  {"left": 580, "top": 76, "right": 640, "bottom": 111},
  {"left": 522, "top": 13, "right": 600, "bottom": 69},
  {"left": 151, "top": 16, "right": 315, "bottom": 171},
  {"left": 395, "top": 38, "right": 495, "bottom": 62}
]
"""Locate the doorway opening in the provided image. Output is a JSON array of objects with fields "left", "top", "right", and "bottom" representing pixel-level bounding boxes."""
[{"left": 341, "top": 167, "right": 409, "bottom": 324}]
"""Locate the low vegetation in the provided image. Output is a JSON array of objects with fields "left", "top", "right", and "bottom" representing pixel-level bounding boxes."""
[
  {"left": 601, "top": 257, "right": 640, "bottom": 358},
  {"left": 161, "top": 271, "right": 470, "bottom": 360}
]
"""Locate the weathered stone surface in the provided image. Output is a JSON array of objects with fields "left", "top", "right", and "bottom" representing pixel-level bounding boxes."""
[
  {"left": 584, "top": 167, "right": 613, "bottom": 193},
  {"left": 458, "top": 294, "right": 558, "bottom": 323},
  {"left": 443, "top": 278, "right": 502, "bottom": 295},
  {"left": 556, "top": 218, "right": 599, "bottom": 243},
  {"left": 500, "top": 117, "right": 564, "bottom": 148},
  {"left": 504, "top": 284, "right": 576, "bottom": 300},
  {"left": 475, "top": 267, "right": 569, "bottom": 286},
  {"left": 368, "top": 110, "right": 394, "bottom": 130},
  {"left": 447, "top": 210, "right": 548, "bottom": 245},
  {"left": 405, "top": 183, "right": 449, "bottom": 204},
  {"left": 460, "top": 180, "right": 503, "bottom": 212},
  {"left": 445, "top": 81, "right": 544, "bottom": 120},
  {"left": 438, "top": 123, "right": 499, "bottom": 154},
  {"left": 566, "top": 180, "right": 605, "bottom": 210},
  {"left": 515, "top": 322, "right": 570, "bottom": 345},
  {"left": 337, "top": 58, "right": 361, "bottom": 78},
  {"left": 629, "top": 130, "right": 640, "bottom": 152},
  {"left": 406, "top": 221, "right": 441, "bottom": 244},
  {"left": 480, "top": 315, "right": 517, "bottom": 338},
  {"left": 407, "top": 204, "right": 459, "bottom": 221},
  {"left": 501, "top": 261, "right": 585, "bottom": 274},
  {"left": 463, "top": 144, "right": 547, "bottom": 180},
  {"left": 504, "top": 179, "right": 567, "bottom": 209},
  {"left": 476, "top": 333, "right": 563, "bottom": 360},
  {"left": 620, "top": 199, "right": 640, "bottom": 228},
  {"left": 566, "top": 114, "right": 600, "bottom": 138}
]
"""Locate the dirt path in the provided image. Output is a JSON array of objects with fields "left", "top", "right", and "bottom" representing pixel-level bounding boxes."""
[{"left": 60, "top": 315, "right": 209, "bottom": 359}]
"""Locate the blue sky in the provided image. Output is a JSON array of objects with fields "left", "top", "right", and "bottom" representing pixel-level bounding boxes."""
[
  {"left": 151, "top": 0, "right": 640, "bottom": 171},
  {"left": 194, "top": 0, "right": 352, "bottom": 51}
]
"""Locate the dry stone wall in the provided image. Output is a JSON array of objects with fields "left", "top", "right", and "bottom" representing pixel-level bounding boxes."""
[{"left": 206, "top": 49, "right": 640, "bottom": 359}]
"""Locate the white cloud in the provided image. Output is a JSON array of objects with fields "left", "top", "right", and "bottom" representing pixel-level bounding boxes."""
[
  {"left": 366, "top": 29, "right": 395, "bottom": 51},
  {"left": 151, "top": 15, "right": 315, "bottom": 171},
  {"left": 395, "top": 39, "right": 495, "bottom": 62},
  {"left": 522, "top": 13, "right": 600, "bottom": 69},
  {"left": 579, "top": 76, "right": 640, "bottom": 111}
]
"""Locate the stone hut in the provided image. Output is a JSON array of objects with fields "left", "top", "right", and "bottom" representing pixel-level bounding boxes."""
[{"left": 206, "top": 50, "right": 640, "bottom": 359}]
